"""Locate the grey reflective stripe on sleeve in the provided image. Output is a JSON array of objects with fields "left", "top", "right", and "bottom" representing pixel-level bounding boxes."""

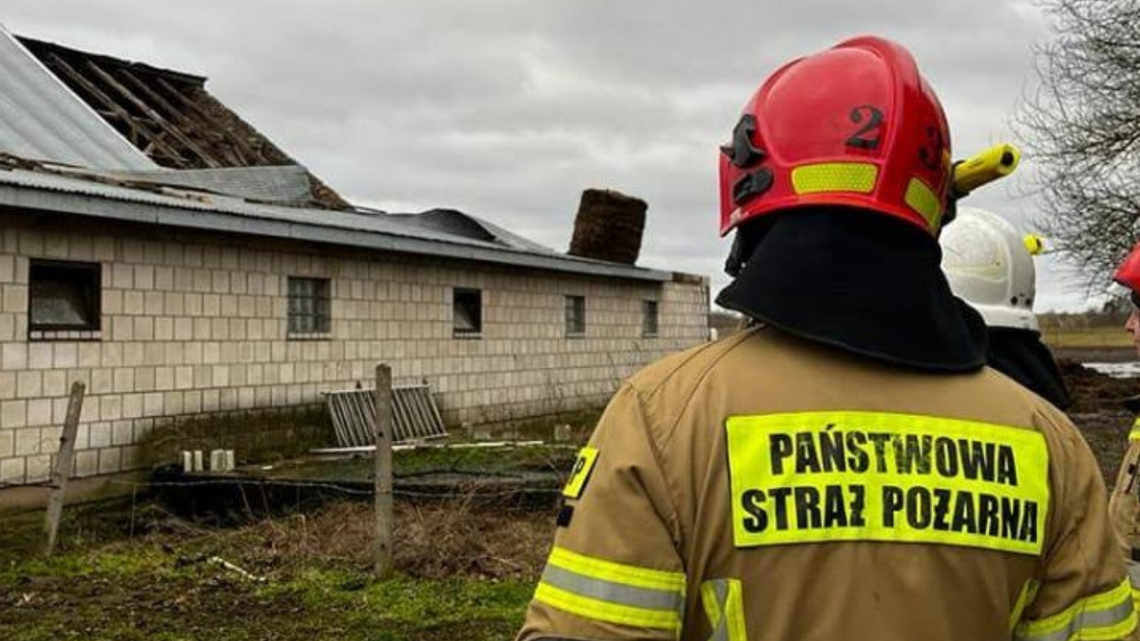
[
  {"left": 1015, "top": 599, "right": 1136, "bottom": 641},
  {"left": 708, "top": 580, "right": 730, "bottom": 641},
  {"left": 540, "top": 564, "right": 685, "bottom": 614}
]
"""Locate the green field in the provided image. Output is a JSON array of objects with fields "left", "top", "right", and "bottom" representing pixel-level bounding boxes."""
[{"left": 1040, "top": 325, "right": 1134, "bottom": 348}]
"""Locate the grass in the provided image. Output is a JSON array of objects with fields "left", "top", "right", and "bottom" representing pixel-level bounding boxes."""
[
  {"left": 1040, "top": 325, "right": 1134, "bottom": 348},
  {"left": 0, "top": 499, "right": 551, "bottom": 641}
]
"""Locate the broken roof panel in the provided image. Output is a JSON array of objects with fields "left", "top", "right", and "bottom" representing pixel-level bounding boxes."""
[
  {"left": 108, "top": 165, "right": 314, "bottom": 203},
  {"left": 0, "top": 26, "right": 155, "bottom": 170},
  {"left": 18, "top": 35, "right": 350, "bottom": 209},
  {"left": 0, "top": 166, "right": 671, "bottom": 282}
]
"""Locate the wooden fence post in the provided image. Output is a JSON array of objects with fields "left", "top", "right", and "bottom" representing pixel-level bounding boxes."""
[
  {"left": 44, "top": 381, "right": 86, "bottom": 555},
  {"left": 374, "top": 365, "right": 394, "bottom": 578}
]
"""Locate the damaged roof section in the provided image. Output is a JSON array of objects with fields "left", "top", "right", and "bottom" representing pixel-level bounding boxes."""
[
  {"left": 0, "top": 27, "right": 155, "bottom": 170},
  {"left": 16, "top": 34, "right": 350, "bottom": 209}
]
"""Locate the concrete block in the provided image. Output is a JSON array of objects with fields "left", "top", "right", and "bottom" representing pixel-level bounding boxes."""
[
  {"left": 0, "top": 430, "right": 12, "bottom": 457},
  {"left": 79, "top": 397, "right": 100, "bottom": 423},
  {"left": 25, "top": 454, "right": 51, "bottom": 484},
  {"left": 1, "top": 400, "right": 26, "bottom": 429},
  {"left": 27, "top": 399, "right": 52, "bottom": 426},
  {"left": 0, "top": 255, "right": 14, "bottom": 283},
  {"left": 133, "top": 317, "right": 154, "bottom": 341},
  {"left": 15, "top": 427, "right": 39, "bottom": 455},
  {"left": 98, "top": 447, "right": 121, "bottom": 475},
  {"left": 73, "top": 449, "right": 99, "bottom": 477},
  {"left": 135, "top": 265, "right": 155, "bottom": 290},
  {"left": 155, "top": 266, "right": 174, "bottom": 290},
  {"left": 100, "top": 396, "right": 123, "bottom": 421},
  {"left": 0, "top": 314, "right": 14, "bottom": 341},
  {"left": 1, "top": 343, "right": 26, "bottom": 370},
  {"left": 101, "top": 343, "right": 123, "bottom": 367},
  {"left": 1, "top": 284, "right": 27, "bottom": 313},
  {"left": 155, "top": 367, "right": 174, "bottom": 391},
  {"left": 122, "top": 394, "right": 143, "bottom": 419},
  {"left": 0, "top": 372, "right": 16, "bottom": 400},
  {"left": 16, "top": 371, "right": 41, "bottom": 398},
  {"left": 0, "top": 457, "right": 25, "bottom": 484},
  {"left": 124, "top": 291, "right": 144, "bottom": 315},
  {"left": 112, "top": 421, "right": 132, "bottom": 446},
  {"left": 112, "top": 264, "right": 133, "bottom": 289}
]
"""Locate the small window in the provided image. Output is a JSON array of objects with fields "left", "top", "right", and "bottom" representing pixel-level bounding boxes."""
[
  {"left": 453, "top": 288, "right": 482, "bottom": 336},
  {"left": 29, "top": 260, "right": 101, "bottom": 336},
  {"left": 565, "top": 295, "right": 586, "bottom": 337},
  {"left": 288, "top": 277, "right": 331, "bottom": 336},
  {"left": 642, "top": 300, "right": 659, "bottom": 337}
]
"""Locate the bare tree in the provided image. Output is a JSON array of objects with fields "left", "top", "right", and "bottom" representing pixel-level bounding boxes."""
[{"left": 1016, "top": 0, "right": 1140, "bottom": 289}]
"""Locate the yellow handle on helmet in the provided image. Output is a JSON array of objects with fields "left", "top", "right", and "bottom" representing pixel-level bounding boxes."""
[
  {"left": 1023, "top": 234, "right": 1045, "bottom": 256},
  {"left": 951, "top": 143, "right": 1021, "bottom": 196}
]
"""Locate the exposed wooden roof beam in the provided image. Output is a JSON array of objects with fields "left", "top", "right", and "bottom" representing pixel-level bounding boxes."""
[
  {"left": 116, "top": 68, "right": 245, "bottom": 166},
  {"left": 153, "top": 76, "right": 271, "bottom": 165},
  {"left": 43, "top": 52, "right": 149, "bottom": 148},
  {"left": 85, "top": 60, "right": 223, "bottom": 168}
]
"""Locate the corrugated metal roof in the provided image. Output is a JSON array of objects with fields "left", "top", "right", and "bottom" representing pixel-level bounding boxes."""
[
  {"left": 0, "top": 166, "right": 671, "bottom": 282},
  {"left": 107, "top": 165, "right": 313, "bottom": 203},
  {"left": 0, "top": 26, "right": 155, "bottom": 170}
]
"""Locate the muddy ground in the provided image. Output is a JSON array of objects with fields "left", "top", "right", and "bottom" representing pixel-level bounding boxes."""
[{"left": 1059, "top": 359, "right": 1138, "bottom": 486}]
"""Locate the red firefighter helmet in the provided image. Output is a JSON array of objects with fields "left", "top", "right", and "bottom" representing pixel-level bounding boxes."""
[
  {"left": 1114, "top": 241, "right": 1140, "bottom": 295},
  {"left": 719, "top": 36, "right": 952, "bottom": 237}
]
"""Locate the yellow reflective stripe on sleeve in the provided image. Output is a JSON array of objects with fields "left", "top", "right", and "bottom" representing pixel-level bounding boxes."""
[
  {"left": 1011, "top": 580, "right": 1042, "bottom": 631},
  {"left": 1129, "top": 418, "right": 1140, "bottom": 442},
  {"left": 904, "top": 177, "right": 942, "bottom": 231},
  {"left": 534, "top": 582, "right": 682, "bottom": 633},
  {"left": 534, "top": 546, "right": 685, "bottom": 634},
  {"left": 1014, "top": 578, "right": 1137, "bottom": 641},
  {"left": 790, "top": 163, "right": 878, "bottom": 195},
  {"left": 701, "top": 579, "right": 748, "bottom": 641},
  {"left": 562, "top": 447, "right": 599, "bottom": 499},
  {"left": 725, "top": 411, "right": 1050, "bottom": 555},
  {"left": 547, "top": 546, "right": 685, "bottom": 592}
]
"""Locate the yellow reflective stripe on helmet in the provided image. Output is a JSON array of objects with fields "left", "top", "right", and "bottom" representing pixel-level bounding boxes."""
[
  {"left": 790, "top": 163, "right": 878, "bottom": 195},
  {"left": 904, "top": 177, "right": 942, "bottom": 230},
  {"left": 534, "top": 582, "right": 682, "bottom": 633},
  {"left": 1011, "top": 580, "right": 1042, "bottom": 631},
  {"left": 547, "top": 546, "right": 685, "bottom": 592},
  {"left": 1014, "top": 578, "right": 1137, "bottom": 641},
  {"left": 535, "top": 546, "right": 686, "bottom": 634},
  {"left": 701, "top": 579, "right": 748, "bottom": 641}
]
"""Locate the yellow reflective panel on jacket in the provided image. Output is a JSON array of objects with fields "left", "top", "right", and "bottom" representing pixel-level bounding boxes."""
[{"left": 726, "top": 411, "right": 1050, "bottom": 554}]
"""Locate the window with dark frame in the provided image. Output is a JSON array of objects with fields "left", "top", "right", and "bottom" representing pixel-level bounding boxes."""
[
  {"left": 642, "top": 300, "right": 659, "bottom": 337},
  {"left": 565, "top": 295, "right": 586, "bottom": 337},
  {"left": 453, "top": 288, "right": 482, "bottom": 336},
  {"left": 29, "top": 260, "right": 101, "bottom": 336},
  {"left": 287, "top": 277, "right": 331, "bottom": 335}
]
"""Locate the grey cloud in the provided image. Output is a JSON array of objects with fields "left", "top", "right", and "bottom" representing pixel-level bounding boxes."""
[{"left": 3, "top": 0, "right": 1077, "bottom": 308}]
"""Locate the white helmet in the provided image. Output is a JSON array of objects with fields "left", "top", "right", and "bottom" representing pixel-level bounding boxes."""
[{"left": 940, "top": 207, "right": 1040, "bottom": 331}]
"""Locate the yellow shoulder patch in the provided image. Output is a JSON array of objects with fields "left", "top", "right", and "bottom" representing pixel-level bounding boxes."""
[{"left": 563, "top": 447, "right": 599, "bottom": 499}]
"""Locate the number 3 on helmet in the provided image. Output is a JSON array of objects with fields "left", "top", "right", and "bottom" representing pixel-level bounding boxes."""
[{"left": 719, "top": 36, "right": 953, "bottom": 237}]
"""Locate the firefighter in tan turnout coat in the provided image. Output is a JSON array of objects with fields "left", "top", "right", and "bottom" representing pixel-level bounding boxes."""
[{"left": 516, "top": 36, "right": 1136, "bottom": 641}]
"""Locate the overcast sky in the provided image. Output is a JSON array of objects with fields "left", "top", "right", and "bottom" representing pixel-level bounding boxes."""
[{"left": 1, "top": 0, "right": 1099, "bottom": 311}]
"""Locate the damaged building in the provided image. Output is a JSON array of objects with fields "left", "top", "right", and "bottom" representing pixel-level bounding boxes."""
[{"left": 0, "top": 28, "right": 710, "bottom": 486}]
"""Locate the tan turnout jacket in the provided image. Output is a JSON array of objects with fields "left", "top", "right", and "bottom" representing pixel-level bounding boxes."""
[{"left": 518, "top": 326, "right": 1135, "bottom": 641}]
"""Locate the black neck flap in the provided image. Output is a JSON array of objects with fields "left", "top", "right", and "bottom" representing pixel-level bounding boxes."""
[
  {"left": 985, "top": 327, "right": 1072, "bottom": 409},
  {"left": 716, "top": 208, "right": 988, "bottom": 372}
]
